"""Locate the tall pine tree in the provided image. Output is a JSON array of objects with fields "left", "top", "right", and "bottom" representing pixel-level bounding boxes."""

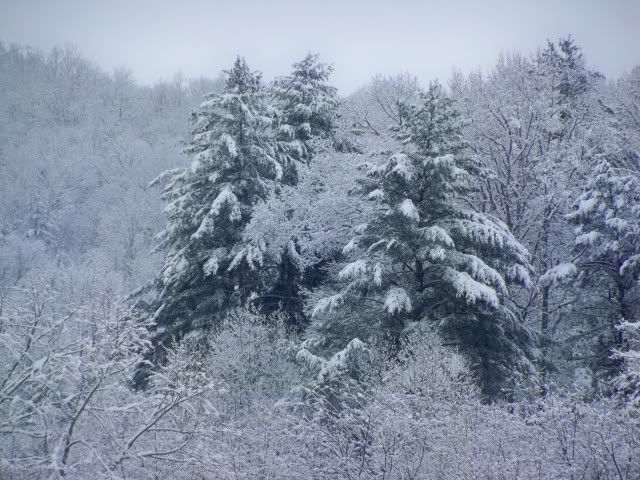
[
  {"left": 567, "top": 126, "right": 640, "bottom": 390},
  {"left": 272, "top": 52, "right": 339, "bottom": 171},
  {"left": 314, "top": 83, "right": 536, "bottom": 398},
  {"left": 260, "top": 54, "right": 339, "bottom": 331},
  {"left": 135, "top": 57, "right": 282, "bottom": 373}
]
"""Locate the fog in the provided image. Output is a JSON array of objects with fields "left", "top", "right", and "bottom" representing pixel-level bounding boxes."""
[{"left": 1, "top": 0, "right": 639, "bottom": 92}]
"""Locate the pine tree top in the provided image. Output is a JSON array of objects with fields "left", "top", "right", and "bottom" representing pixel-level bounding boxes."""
[
  {"left": 224, "top": 56, "right": 262, "bottom": 94},
  {"left": 291, "top": 53, "right": 335, "bottom": 85}
]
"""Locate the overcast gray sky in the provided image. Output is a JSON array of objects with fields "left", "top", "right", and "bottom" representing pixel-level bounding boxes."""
[{"left": 1, "top": 0, "right": 639, "bottom": 93}]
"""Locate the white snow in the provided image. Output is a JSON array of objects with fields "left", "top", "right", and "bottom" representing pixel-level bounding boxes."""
[
  {"left": 621, "top": 255, "right": 640, "bottom": 275},
  {"left": 463, "top": 255, "right": 507, "bottom": 294},
  {"left": 539, "top": 263, "right": 577, "bottom": 287},
  {"left": 575, "top": 230, "right": 601, "bottom": 246},
  {"left": 605, "top": 217, "right": 629, "bottom": 233},
  {"left": 444, "top": 268, "right": 499, "bottom": 308},
  {"left": 354, "top": 223, "right": 369, "bottom": 234},
  {"left": 285, "top": 239, "right": 303, "bottom": 269},
  {"left": 384, "top": 287, "right": 413, "bottom": 314},
  {"left": 388, "top": 154, "right": 415, "bottom": 181},
  {"left": 317, "top": 338, "right": 367, "bottom": 382},
  {"left": 373, "top": 262, "right": 383, "bottom": 286},
  {"left": 339, "top": 259, "right": 367, "bottom": 280},
  {"left": 192, "top": 215, "right": 214, "bottom": 240},
  {"left": 422, "top": 226, "right": 455, "bottom": 247},
  {"left": 506, "top": 263, "right": 532, "bottom": 288},
  {"left": 399, "top": 199, "right": 420, "bottom": 221},
  {"left": 343, "top": 238, "right": 358, "bottom": 254},
  {"left": 227, "top": 243, "right": 265, "bottom": 271},
  {"left": 574, "top": 197, "right": 598, "bottom": 216},
  {"left": 367, "top": 188, "right": 385, "bottom": 200},
  {"left": 312, "top": 293, "right": 344, "bottom": 317},
  {"left": 203, "top": 256, "right": 219, "bottom": 276},
  {"left": 426, "top": 246, "right": 447, "bottom": 261},
  {"left": 211, "top": 187, "right": 242, "bottom": 221}
]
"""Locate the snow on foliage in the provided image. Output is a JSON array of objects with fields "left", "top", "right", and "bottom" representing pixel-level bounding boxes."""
[
  {"left": 296, "top": 337, "right": 368, "bottom": 384},
  {"left": 539, "top": 262, "right": 577, "bottom": 287},
  {"left": 575, "top": 230, "right": 601, "bottom": 246},
  {"left": 398, "top": 198, "right": 420, "bottom": 221},
  {"left": 367, "top": 188, "right": 384, "bottom": 200},
  {"left": 384, "top": 287, "right": 413, "bottom": 314},
  {"left": 342, "top": 238, "right": 358, "bottom": 254},
  {"left": 211, "top": 187, "right": 242, "bottom": 221},
  {"left": 451, "top": 213, "right": 530, "bottom": 262},
  {"left": 421, "top": 225, "right": 455, "bottom": 247},
  {"left": 387, "top": 153, "right": 415, "bottom": 181},
  {"left": 221, "top": 133, "right": 238, "bottom": 157},
  {"left": 505, "top": 263, "right": 532, "bottom": 288},
  {"left": 192, "top": 215, "right": 214, "bottom": 240},
  {"left": 574, "top": 196, "right": 598, "bottom": 216},
  {"left": 312, "top": 293, "right": 345, "bottom": 317},
  {"left": 285, "top": 239, "right": 304, "bottom": 269},
  {"left": 227, "top": 242, "right": 266, "bottom": 271},
  {"left": 373, "top": 262, "right": 384, "bottom": 286},
  {"left": 202, "top": 258, "right": 219, "bottom": 278},
  {"left": 245, "top": 151, "right": 372, "bottom": 265},
  {"left": 317, "top": 338, "right": 367, "bottom": 382},
  {"left": 339, "top": 259, "right": 368, "bottom": 280},
  {"left": 444, "top": 268, "right": 499, "bottom": 307},
  {"left": 621, "top": 254, "right": 640, "bottom": 276},
  {"left": 460, "top": 254, "right": 508, "bottom": 294},
  {"left": 5, "top": 41, "right": 640, "bottom": 479}
]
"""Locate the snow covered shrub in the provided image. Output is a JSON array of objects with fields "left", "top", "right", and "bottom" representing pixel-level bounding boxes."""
[
  {"left": 173, "top": 309, "right": 314, "bottom": 480},
  {"left": 290, "top": 324, "right": 481, "bottom": 479},
  {"left": 0, "top": 262, "right": 216, "bottom": 480}
]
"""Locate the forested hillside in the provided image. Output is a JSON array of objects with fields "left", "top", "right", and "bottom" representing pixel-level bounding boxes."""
[{"left": 1, "top": 39, "right": 640, "bottom": 479}]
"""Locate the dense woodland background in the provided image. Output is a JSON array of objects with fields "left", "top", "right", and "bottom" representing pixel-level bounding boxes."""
[{"left": 1, "top": 38, "right": 640, "bottom": 479}]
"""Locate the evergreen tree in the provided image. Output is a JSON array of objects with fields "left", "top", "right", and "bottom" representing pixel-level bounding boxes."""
[
  {"left": 135, "top": 57, "right": 282, "bottom": 372},
  {"left": 529, "top": 38, "right": 601, "bottom": 374},
  {"left": 260, "top": 238, "right": 308, "bottom": 332},
  {"left": 314, "top": 83, "right": 535, "bottom": 397},
  {"left": 272, "top": 52, "right": 339, "bottom": 171},
  {"left": 530, "top": 38, "right": 600, "bottom": 342},
  {"left": 567, "top": 138, "right": 640, "bottom": 389},
  {"left": 25, "top": 194, "right": 58, "bottom": 248},
  {"left": 260, "top": 54, "right": 339, "bottom": 331},
  {"left": 615, "top": 319, "right": 640, "bottom": 409},
  {"left": 540, "top": 37, "right": 593, "bottom": 105},
  {"left": 452, "top": 39, "right": 602, "bottom": 387}
]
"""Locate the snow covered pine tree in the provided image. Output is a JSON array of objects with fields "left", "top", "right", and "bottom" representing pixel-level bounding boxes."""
[
  {"left": 568, "top": 139, "right": 640, "bottom": 390},
  {"left": 315, "top": 82, "right": 536, "bottom": 398},
  {"left": 134, "top": 57, "right": 284, "bottom": 376},
  {"left": 259, "top": 53, "right": 339, "bottom": 331},
  {"left": 272, "top": 53, "right": 339, "bottom": 173}
]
